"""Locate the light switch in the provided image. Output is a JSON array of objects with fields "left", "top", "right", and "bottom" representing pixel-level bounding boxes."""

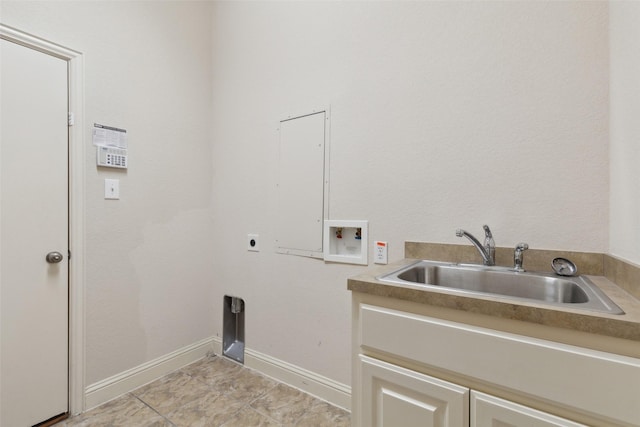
[{"left": 105, "top": 179, "right": 120, "bottom": 200}]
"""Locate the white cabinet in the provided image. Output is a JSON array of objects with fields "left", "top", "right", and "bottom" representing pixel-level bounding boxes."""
[
  {"left": 358, "top": 354, "right": 583, "bottom": 427},
  {"left": 471, "top": 391, "right": 586, "bottom": 427},
  {"left": 360, "top": 355, "right": 468, "bottom": 427},
  {"left": 351, "top": 295, "right": 640, "bottom": 427}
]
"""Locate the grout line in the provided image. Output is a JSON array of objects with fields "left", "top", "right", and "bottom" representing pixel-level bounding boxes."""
[
  {"left": 219, "top": 404, "right": 283, "bottom": 427},
  {"left": 131, "top": 393, "right": 178, "bottom": 427}
]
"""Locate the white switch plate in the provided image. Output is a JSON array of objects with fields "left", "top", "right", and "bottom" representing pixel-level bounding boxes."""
[
  {"left": 248, "top": 234, "right": 259, "bottom": 252},
  {"left": 374, "top": 241, "right": 388, "bottom": 264},
  {"left": 105, "top": 179, "right": 120, "bottom": 200}
]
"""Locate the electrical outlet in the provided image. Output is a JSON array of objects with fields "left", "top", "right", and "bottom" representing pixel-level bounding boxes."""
[
  {"left": 248, "top": 234, "right": 259, "bottom": 252},
  {"left": 374, "top": 241, "right": 388, "bottom": 264}
]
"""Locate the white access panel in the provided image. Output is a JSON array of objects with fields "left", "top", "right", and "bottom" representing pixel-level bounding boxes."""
[{"left": 277, "top": 111, "right": 328, "bottom": 258}]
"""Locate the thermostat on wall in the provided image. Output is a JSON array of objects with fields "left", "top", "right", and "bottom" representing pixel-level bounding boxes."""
[
  {"left": 96, "top": 146, "right": 128, "bottom": 169},
  {"left": 93, "top": 123, "right": 128, "bottom": 169}
]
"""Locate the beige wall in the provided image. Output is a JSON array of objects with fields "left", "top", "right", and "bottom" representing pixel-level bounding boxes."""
[
  {"left": 1, "top": 0, "right": 613, "bottom": 394},
  {"left": 1, "top": 1, "right": 215, "bottom": 384},
  {"left": 210, "top": 1, "right": 609, "bottom": 385},
  {"left": 610, "top": 1, "right": 640, "bottom": 265}
]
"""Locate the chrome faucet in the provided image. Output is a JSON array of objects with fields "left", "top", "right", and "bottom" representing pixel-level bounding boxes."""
[
  {"left": 513, "top": 242, "right": 529, "bottom": 272},
  {"left": 456, "top": 225, "right": 495, "bottom": 266}
]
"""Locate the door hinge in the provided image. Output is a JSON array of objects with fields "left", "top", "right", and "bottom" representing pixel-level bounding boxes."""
[
  {"left": 68, "top": 250, "right": 72, "bottom": 260},
  {"left": 68, "top": 112, "right": 75, "bottom": 126}
]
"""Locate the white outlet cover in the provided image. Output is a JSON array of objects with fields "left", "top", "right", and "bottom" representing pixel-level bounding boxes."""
[
  {"left": 374, "top": 241, "right": 388, "bottom": 264},
  {"left": 248, "top": 234, "right": 259, "bottom": 251}
]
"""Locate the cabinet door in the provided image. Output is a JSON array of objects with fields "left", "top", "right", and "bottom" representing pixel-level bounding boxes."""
[
  {"left": 471, "top": 391, "right": 587, "bottom": 427},
  {"left": 360, "top": 355, "right": 469, "bottom": 427}
]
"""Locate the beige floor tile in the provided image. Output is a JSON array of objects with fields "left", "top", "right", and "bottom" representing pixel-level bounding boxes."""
[
  {"left": 294, "top": 400, "right": 351, "bottom": 427},
  {"left": 221, "top": 406, "right": 280, "bottom": 427},
  {"left": 58, "top": 356, "right": 350, "bottom": 427},
  {"left": 208, "top": 366, "right": 278, "bottom": 402},
  {"left": 62, "top": 416, "right": 170, "bottom": 427},
  {"left": 61, "top": 393, "right": 170, "bottom": 427},
  {"left": 250, "top": 383, "right": 317, "bottom": 424},
  {"left": 181, "top": 354, "right": 243, "bottom": 383},
  {"left": 133, "top": 370, "right": 214, "bottom": 414},
  {"left": 166, "top": 392, "right": 246, "bottom": 427}
]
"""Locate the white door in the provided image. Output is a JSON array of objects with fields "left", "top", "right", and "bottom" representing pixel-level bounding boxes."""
[
  {"left": 359, "top": 355, "right": 469, "bottom": 427},
  {"left": 1, "top": 38, "right": 69, "bottom": 426},
  {"left": 471, "top": 391, "right": 587, "bottom": 427}
]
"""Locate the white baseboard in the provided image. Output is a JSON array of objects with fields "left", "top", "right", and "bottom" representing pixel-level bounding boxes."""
[
  {"left": 213, "top": 337, "right": 351, "bottom": 411},
  {"left": 84, "top": 337, "right": 215, "bottom": 410}
]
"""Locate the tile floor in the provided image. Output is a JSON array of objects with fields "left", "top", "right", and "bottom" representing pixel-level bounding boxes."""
[{"left": 58, "top": 355, "right": 350, "bottom": 427}]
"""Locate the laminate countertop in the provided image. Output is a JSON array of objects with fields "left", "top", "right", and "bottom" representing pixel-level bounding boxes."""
[{"left": 348, "top": 258, "right": 640, "bottom": 344}]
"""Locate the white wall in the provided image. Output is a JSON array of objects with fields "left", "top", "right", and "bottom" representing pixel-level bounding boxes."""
[
  {"left": 1, "top": 0, "right": 612, "bottom": 398},
  {"left": 1, "top": 1, "right": 215, "bottom": 385},
  {"left": 210, "top": 1, "right": 609, "bottom": 386},
  {"left": 610, "top": 1, "right": 640, "bottom": 265}
]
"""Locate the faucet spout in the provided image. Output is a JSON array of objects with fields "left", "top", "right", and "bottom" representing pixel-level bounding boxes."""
[{"left": 456, "top": 225, "right": 496, "bottom": 266}]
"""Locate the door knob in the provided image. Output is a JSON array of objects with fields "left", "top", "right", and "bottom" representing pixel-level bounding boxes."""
[{"left": 46, "top": 251, "right": 63, "bottom": 264}]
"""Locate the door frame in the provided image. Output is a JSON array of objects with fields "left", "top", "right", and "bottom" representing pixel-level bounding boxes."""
[{"left": 1, "top": 24, "right": 86, "bottom": 415}]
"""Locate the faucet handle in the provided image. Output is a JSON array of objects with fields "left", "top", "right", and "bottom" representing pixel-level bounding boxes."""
[
  {"left": 513, "top": 242, "right": 529, "bottom": 272},
  {"left": 483, "top": 225, "right": 493, "bottom": 239}
]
